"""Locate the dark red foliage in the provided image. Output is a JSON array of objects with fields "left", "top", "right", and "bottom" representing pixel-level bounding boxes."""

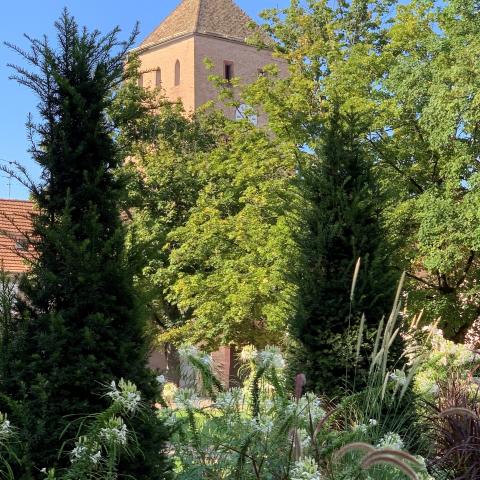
[{"left": 426, "top": 373, "right": 480, "bottom": 480}]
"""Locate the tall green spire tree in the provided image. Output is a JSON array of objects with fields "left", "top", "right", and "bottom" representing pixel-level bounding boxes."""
[
  {"left": 294, "top": 108, "right": 395, "bottom": 395},
  {"left": 243, "top": 0, "right": 398, "bottom": 394},
  {"left": 0, "top": 11, "right": 169, "bottom": 477}
]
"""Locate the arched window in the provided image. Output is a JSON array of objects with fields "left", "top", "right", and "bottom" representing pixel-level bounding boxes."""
[
  {"left": 155, "top": 69, "right": 162, "bottom": 88},
  {"left": 174, "top": 60, "right": 181, "bottom": 86},
  {"left": 138, "top": 73, "right": 144, "bottom": 88}
]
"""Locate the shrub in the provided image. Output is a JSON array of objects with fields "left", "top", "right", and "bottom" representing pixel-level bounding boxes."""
[{"left": 161, "top": 331, "right": 430, "bottom": 480}]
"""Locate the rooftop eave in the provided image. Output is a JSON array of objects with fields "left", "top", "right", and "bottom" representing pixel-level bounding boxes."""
[{"left": 132, "top": 31, "right": 272, "bottom": 56}]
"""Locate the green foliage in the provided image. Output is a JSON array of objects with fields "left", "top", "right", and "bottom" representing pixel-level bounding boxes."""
[
  {"left": 369, "top": 0, "right": 480, "bottom": 340},
  {"left": 0, "top": 12, "right": 169, "bottom": 477},
  {"left": 161, "top": 336, "right": 431, "bottom": 480},
  {"left": 0, "top": 378, "right": 169, "bottom": 480},
  {"left": 113, "top": 85, "right": 305, "bottom": 350},
  {"left": 294, "top": 108, "right": 396, "bottom": 395},
  {"left": 242, "top": 0, "right": 397, "bottom": 394}
]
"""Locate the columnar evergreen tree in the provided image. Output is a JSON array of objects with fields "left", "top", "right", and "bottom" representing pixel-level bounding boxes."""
[
  {"left": 243, "top": 0, "right": 398, "bottom": 394},
  {"left": 294, "top": 108, "right": 395, "bottom": 395},
  {"left": 0, "top": 12, "right": 169, "bottom": 477}
]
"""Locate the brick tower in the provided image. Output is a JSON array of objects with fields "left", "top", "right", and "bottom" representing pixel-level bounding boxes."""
[{"left": 135, "top": 0, "right": 282, "bottom": 119}]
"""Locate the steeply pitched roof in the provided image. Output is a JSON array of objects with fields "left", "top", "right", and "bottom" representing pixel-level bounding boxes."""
[
  {"left": 140, "top": 0, "right": 263, "bottom": 47},
  {"left": 0, "top": 199, "right": 34, "bottom": 274}
]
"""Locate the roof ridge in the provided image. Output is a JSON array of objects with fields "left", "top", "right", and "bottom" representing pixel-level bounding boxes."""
[
  {"left": 194, "top": 0, "right": 202, "bottom": 32},
  {"left": 0, "top": 198, "right": 33, "bottom": 204}
]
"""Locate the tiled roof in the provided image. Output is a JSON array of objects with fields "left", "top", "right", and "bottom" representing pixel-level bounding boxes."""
[
  {"left": 0, "top": 199, "right": 34, "bottom": 274},
  {"left": 140, "top": 0, "right": 265, "bottom": 47}
]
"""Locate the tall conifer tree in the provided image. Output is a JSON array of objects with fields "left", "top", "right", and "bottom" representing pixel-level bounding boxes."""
[
  {"left": 0, "top": 12, "right": 169, "bottom": 477},
  {"left": 294, "top": 108, "right": 395, "bottom": 395}
]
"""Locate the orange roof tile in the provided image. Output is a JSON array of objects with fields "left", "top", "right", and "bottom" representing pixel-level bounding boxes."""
[
  {"left": 0, "top": 199, "right": 34, "bottom": 274},
  {"left": 140, "top": 0, "right": 265, "bottom": 48}
]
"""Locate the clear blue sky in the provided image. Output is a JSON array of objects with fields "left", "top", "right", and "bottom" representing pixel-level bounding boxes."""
[{"left": 0, "top": 0, "right": 288, "bottom": 200}]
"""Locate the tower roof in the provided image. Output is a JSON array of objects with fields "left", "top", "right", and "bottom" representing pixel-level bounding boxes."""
[{"left": 140, "top": 0, "right": 264, "bottom": 48}]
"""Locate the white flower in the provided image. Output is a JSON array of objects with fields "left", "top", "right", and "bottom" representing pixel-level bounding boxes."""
[
  {"left": 0, "top": 414, "right": 13, "bottom": 440},
  {"left": 90, "top": 450, "right": 102, "bottom": 465},
  {"left": 215, "top": 388, "right": 244, "bottom": 410},
  {"left": 295, "top": 393, "right": 326, "bottom": 425},
  {"left": 377, "top": 432, "right": 404, "bottom": 450},
  {"left": 106, "top": 379, "right": 141, "bottom": 413},
  {"left": 256, "top": 346, "right": 285, "bottom": 370},
  {"left": 178, "top": 345, "right": 211, "bottom": 367},
  {"left": 389, "top": 369, "right": 407, "bottom": 387},
  {"left": 174, "top": 388, "right": 200, "bottom": 409},
  {"left": 251, "top": 416, "right": 274, "bottom": 435},
  {"left": 369, "top": 418, "right": 378, "bottom": 426},
  {"left": 354, "top": 423, "right": 368, "bottom": 434},
  {"left": 71, "top": 444, "right": 87, "bottom": 461},
  {"left": 239, "top": 345, "right": 258, "bottom": 362},
  {"left": 100, "top": 417, "right": 128, "bottom": 446},
  {"left": 70, "top": 437, "right": 101, "bottom": 465},
  {"left": 291, "top": 457, "right": 322, "bottom": 480},
  {"left": 298, "top": 429, "right": 311, "bottom": 450},
  {"left": 156, "top": 374, "right": 166, "bottom": 385}
]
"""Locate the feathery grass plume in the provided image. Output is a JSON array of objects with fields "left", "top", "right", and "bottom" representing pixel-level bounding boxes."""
[
  {"left": 370, "top": 348, "right": 385, "bottom": 374},
  {"left": 362, "top": 454, "right": 418, "bottom": 479},
  {"left": 350, "top": 257, "right": 361, "bottom": 302},
  {"left": 387, "top": 328, "right": 400, "bottom": 350},
  {"left": 370, "top": 316, "right": 385, "bottom": 367},
  {"left": 335, "top": 442, "right": 376, "bottom": 460},
  {"left": 399, "top": 363, "right": 419, "bottom": 402},
  {"left": 379, "top": 272, "right": 405, "bottom": 379},
  {"left": 362, "top": 449, "right": 421, "bottom": 466},
  {"left": 410, "top": 310, "right": 424, "bottom": 330},
  {"left": 355, "top": 314, "right": 366, "bottom": 362},
  {"left": 381, "top": 371, "right": 390, "bottom": 402},
  {"left": 312, "top": 408, "right": 337, "bottom": 440},
  {"left": 295, "top": 374, "right": 306, "bottom": 401}
]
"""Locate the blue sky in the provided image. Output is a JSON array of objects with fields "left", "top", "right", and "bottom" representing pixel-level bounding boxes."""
[{"left": 0, "top": 0, "right": 288, "bottom": 200}]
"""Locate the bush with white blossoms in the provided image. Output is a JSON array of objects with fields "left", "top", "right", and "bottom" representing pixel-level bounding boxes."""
[
  {"left": 99, "top": 416, "right": 128, "bottom": 447},
  {"left": 30, "top": 379, "right": 159, "bottom": 480},
  {"left": 106, "top": 378, "right": 141, "bottom": 413},
  {"left": 167, "top": 345, "right": 311, "bottom": 479},
  {"left": 377, "top": 432, "right": 405, "bottom": 450},
  {"left": 165, "top": 341, "right": 435, "bottom": 480},
  {"left": 409, "top": 324, "right": 480, "bottom": 400}
]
